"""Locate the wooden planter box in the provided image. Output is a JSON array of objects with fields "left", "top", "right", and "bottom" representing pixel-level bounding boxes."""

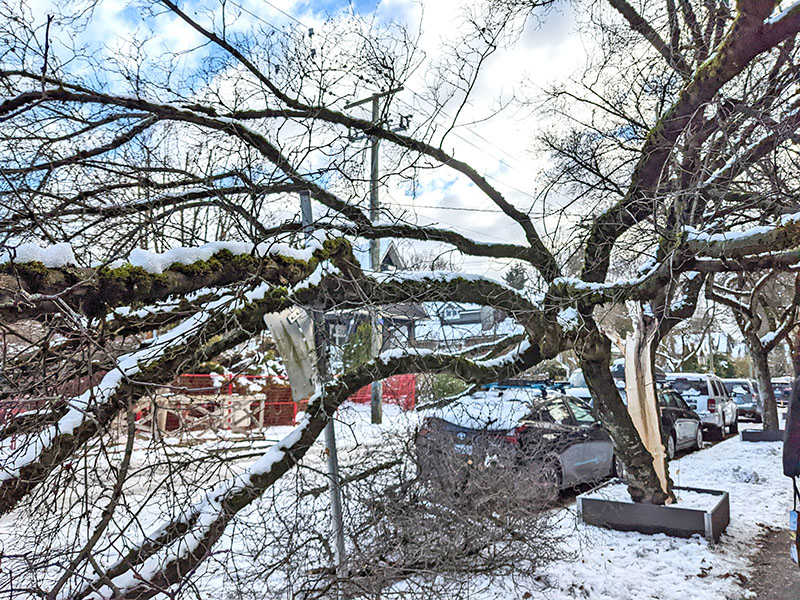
[
  {"left": 740, "top": 429, "right": 784, "bottom": 442},
  {"left": 577, "top": 479, "right": 730, "bottom": 542}
]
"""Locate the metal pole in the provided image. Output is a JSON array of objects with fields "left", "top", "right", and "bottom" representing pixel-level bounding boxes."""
[
  {"left": 299, "top": 190, "right": 346, "bottom": 585},
  {"left": 369, "top": 96, "right": 383, "bottom": 424},
  {"left": 344, "top": 87, "right": 403, "bottom": 426}
]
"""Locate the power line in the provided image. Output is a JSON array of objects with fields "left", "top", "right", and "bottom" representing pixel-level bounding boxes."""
[
  {"left": 390, "top": 202, "right": 503, "bottom": 213},
  {"left": 225, "top": 0, "right": 540, "bottom": 206}
]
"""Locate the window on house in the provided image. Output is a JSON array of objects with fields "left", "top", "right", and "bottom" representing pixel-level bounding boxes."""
[{"left": 443, "top": 306, "right": 459, "bottom": 320}]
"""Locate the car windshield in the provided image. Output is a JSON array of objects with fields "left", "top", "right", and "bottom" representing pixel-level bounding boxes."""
[
  {"left": 732, "top": 394, "right": 752, "bottom": 405},
  {"left": 773, "top": 384, "right": 792, "bottom": 399},
  {"left": 669, "top": 378, "right": 707, "bottom": 395},
  {"left": 723, "top": 381, "right": 747, "bottom": 395}
]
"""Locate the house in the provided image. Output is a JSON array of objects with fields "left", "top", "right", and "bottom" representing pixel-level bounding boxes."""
[
  {"left": 414, "top": 302, "right": 521, "bottom": 352},
  {"left": 326, "top": 242, "right": 428, "bottom": 368}
]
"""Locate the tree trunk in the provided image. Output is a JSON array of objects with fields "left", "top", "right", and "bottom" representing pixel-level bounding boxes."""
[
  {"left": 748, "top": 334, "right": 780, "bottom": 431},
  {"left": 576, "top": 319, "right": 673, "bottom": 505},
  {"left": 623, "top": 310, "right": 671, "bottom": 498}
]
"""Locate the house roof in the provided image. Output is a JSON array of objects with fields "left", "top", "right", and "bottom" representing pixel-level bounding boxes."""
[{"left": 380, "top": 241, "right": 406, "bottom": 271}]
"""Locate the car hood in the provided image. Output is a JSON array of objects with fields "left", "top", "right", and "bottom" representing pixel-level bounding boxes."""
[{"left": 427, "top": 388, "right": 543, "bottom": 431}]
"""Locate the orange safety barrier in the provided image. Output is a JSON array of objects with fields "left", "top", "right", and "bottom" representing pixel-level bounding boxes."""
[{"left": 348, "top": 374, "right": 416, "bottom": 410}]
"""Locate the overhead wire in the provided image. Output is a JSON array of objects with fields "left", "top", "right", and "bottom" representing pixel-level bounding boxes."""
[{"left": 226, "top": 0, "right": 541, "bottom": 208}]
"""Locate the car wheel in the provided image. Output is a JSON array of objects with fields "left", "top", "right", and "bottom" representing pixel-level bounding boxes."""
[
  {"left": 666, "top": 433, "right": 676, "bottom": 461},
  {"left": 694, "top": 426, "right": 703, "bottom": 450},
  {"left": 538, "top": 456, "right": 562, "bottom": 501},
  {"left": 730, "top": 416, "right": 738, "bottom": 434}
]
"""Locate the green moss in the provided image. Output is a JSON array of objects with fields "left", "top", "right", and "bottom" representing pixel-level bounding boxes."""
[{"left": 5, "top": 260, "right": 50, "bottom": 288}]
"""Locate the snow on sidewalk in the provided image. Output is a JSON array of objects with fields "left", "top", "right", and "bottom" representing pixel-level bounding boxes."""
[{"left": 523, "top": 433, "right": 789, "bottom": 600}]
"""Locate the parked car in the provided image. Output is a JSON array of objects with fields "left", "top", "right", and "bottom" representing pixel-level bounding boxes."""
[
  {"left": 657, "top": 387, "right": 703, "bottom": 459},
  {"left": 722, "top": 378, "right": 762, "bottom": 422},
  {"left": 664, "top": 372, "right": 737, "bottom": 438},
  {"left": 416, "top": 386, "right": 616, "bottom": 490},
  {"left": 564, "top": 378, "right": 703, "bottom": 461},
  {"left": 772, "top": 377, "right": 793, "bottom": 407}
]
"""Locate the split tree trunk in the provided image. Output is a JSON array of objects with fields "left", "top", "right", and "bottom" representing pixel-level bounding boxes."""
[
  {"left": 576, "top": 318, "right": 672, "bottom": 505},
  {"left": 623, "top": 310, "right": 671, "bottom": 499}
]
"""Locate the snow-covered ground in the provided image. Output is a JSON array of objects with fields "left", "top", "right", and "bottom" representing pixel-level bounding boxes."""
[
  {"left": 0, "top": 403, "right": 791, "bottom": 600},
  {"left": 536, "top": 429, "right": 788, "bottom": 600}
]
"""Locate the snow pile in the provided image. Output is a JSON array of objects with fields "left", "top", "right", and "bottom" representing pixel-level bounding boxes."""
[
  {"left": 0, "top": 242, "right": 76, "bottom": 267},
  {"left": 1, "top": 239, "right": 323, "bottom": 274},
  {"left": 128, "top": 242, "right": 252, "bottom": 274},
  {"left": 426, "top": 387, "right": 542, "bottom": 430},
  {"left": 732, "top": 465, "right": 763, "bottom": 485}
]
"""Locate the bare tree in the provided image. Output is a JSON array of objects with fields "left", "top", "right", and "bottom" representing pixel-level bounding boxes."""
[
  {"left": 3, "top": 0, "right": 800, "bottom": 597},
  {"left": 707, "top": 271, "right": 800, "bottom": 430}
]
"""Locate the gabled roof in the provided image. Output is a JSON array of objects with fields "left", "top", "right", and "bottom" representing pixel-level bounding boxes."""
[{"left": 380, "top": 241, "right": 405, "bottom": 271}]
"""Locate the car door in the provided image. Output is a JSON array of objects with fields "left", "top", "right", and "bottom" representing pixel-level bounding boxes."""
[
  {"left": 671, "top": 392, "right": 701, "bottom": 446},
  {"left": 540, "top": 397, "right": 585, "bottom": 486},
  {"left": 665, "top": 391, "right": 694, "bottom": 448},
  {"left": 658, "top": 390, "right": 680, "bottom": 442},
  {"left": 712, "top": 378, "right": 734, "bottom": 425},
  {"left": 563, "top": 396, "right": 614, "bottom": 482}
]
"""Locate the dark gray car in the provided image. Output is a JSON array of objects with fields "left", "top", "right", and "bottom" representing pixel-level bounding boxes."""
[{"left": 416, "top": 387, "right": 615, "bottom": 488}]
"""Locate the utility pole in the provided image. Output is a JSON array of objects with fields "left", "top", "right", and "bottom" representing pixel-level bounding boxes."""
[
  {"left": 344, "top": 87, "right": 403, "bottom": 424},
  {"left": 299, "top": 190, "right": 345, "bottom": 589}
]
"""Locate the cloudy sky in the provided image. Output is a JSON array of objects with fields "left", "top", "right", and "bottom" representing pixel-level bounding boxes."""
[{"left": 24, "top": 0, "right": 589, "bottom": 275}]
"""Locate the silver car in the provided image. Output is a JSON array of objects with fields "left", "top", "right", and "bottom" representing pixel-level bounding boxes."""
[
  {"left": 665, "top": 373, "right": 738, "bottom": 438},
  {"left": 416, "top": 386, "right": 616, "bottom": 489}
]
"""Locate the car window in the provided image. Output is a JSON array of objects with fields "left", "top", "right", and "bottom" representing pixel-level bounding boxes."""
[
  {"left": 659, "top": 392, "right": 679, "bottom": 408},
  {"left": 524, "top": 405, "right": 552, "bottom": 422},
  {"left": 723, "top": 380, "right": 744, "bottom": 395},
  {"left": 669, "top": 392, "right": 690, "bottom": 409},
  {"left": 669, "top": 378, "right": 707, "bottom": 396},
  {"left": 564, "top": 397, "right": 596, "bottom": 424},
  {"left": 546, "top": 399, "right": 574, "bottom": 425}
]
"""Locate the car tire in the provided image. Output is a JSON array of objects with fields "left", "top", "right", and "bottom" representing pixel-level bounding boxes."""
[
  {"left": 693, "top": 426, "right": 703, "bottom": 450},
  {"left": 666, "top": 433, "right": 676, "bottom": 461},
  {"left": 538, "top": 456, "right": 562, "bottom": 501},
  {"left": 710, "top": 425, "right": 724, "bottom": 441},
  {"left": 730, "top": 417, "right": 738, "bottom": 434}
]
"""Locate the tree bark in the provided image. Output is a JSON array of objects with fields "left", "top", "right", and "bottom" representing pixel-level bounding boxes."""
[
  {"left": 748, "top": 334, "right": 780, "bottom": 431},
  {"left": 575, "top": 317, "right": 672, "bottom": 505}
]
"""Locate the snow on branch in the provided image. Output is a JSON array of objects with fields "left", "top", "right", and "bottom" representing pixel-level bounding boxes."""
[
  {"left": 0, "top": 238, "right": 347, "bottom": 322},
  {"left": 68, "top": 340, "right": 552, "bottom": 599},
  {"left": 0, "top": 286, "right": 291, "bottom": 516},
  {"left": 685, "top": 211, "right": 800, "bottom": 258}
]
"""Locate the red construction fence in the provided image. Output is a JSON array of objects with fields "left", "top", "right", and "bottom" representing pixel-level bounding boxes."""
[
  {"left": 3, "top": 373, "right": 417, "bottom": 438},
  {"left": 347, "top": 374, "right": 416, "bottom": 411}
]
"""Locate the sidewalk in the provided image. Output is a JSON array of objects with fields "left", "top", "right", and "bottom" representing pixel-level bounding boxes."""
[{"left": 747, "top": 526, "right": 800, "bottom": 599}]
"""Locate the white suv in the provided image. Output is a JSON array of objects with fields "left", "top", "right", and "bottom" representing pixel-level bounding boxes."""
[{"left": 665, "top": 373, "right": 738, "bottom": 439}]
